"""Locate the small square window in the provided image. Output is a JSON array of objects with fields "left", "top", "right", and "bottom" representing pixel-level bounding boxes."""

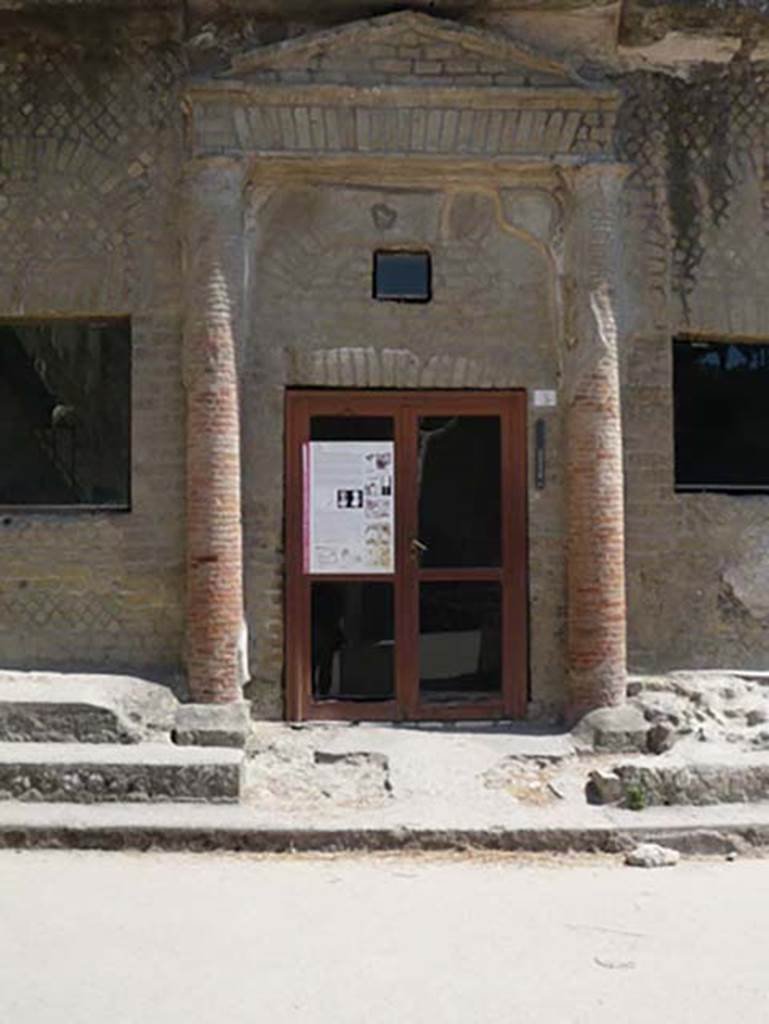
[
  {"left": 673, "top": 337, "right": 769, "bottom": 493},
  {"left": 373, "top": 251, "right": 431, "bottom": 303},
  {"left": 0, "top": 319, "right": 131, "bottom": 508}
]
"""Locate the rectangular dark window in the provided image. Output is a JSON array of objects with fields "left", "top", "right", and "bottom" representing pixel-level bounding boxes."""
[
  {"left": 373, "top": 250, "right": 431, "bottom": 302},
  {"left": 673, "top": 338, "right": 769, "bottom": 493},
  {"left": 0, "top": 319, "right": 131, "bottom": 508}
]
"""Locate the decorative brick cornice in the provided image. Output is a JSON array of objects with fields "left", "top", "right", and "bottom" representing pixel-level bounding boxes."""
[
  {"left": 185, "top": 12, "right": 620, "bottom": 164},
  {"left": 188, "top": 84, "right": 618, "bottom": 160}
]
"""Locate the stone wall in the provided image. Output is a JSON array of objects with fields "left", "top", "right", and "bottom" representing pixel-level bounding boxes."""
[
  {"left": 0, "top": 12, "right": 187, "bottom": 676},
  {"left": 618, "top": 60, "right": 769, "bottom": 674},
  {"left": 4, "top": 5, "right": 769, "bottom": 713}
]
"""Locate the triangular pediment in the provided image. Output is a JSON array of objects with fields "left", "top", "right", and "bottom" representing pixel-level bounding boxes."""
[{"left": 225, "top": 11, "right": 582, "bottom": 89}]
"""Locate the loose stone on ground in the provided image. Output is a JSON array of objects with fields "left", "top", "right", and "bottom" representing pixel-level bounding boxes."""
[{"left": 624, "top": 843, "right": 680, "bottom": 868}]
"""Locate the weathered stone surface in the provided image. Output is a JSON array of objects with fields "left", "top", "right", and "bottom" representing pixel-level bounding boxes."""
[
  {"left": 313, "top": 750, "right": 388, "bottom": 770},
  {"left": 647, "top": 721, "right": 676, "bottom": 754},
  {"left": 572, "top": 705, "right": 649, "bottom": 753},
  {"left": 243, "top": 734, "right": 393, "bottom": 809},
  {"left": 723, "top": 529, "right": 769, "bottom": 621},
  {"left": 483, "top": 754, "right": 568, "bottom": 805},
  {"left": 586, "top": 768, "right": 624, "bottom": 804},
  {"left": 0, "top": 702, "right": 139, "bottom": 745},
  {"left": 0, "top": 674, "right": 179, "bottom": 743},
  {"left": 588, "top": 760, "right": 769, "bottom": 807},
  {"left": 627, "top": 674, "right": 769, "bottom": 751},
  {"left": 625, "top": 842, "right": 680, "bottom": 867},
  {"left": 0, "top": 743, "right": 242, "bottom": 804},
  {"left": 173, "top": 702, "right": 251, "bottom": 748}
]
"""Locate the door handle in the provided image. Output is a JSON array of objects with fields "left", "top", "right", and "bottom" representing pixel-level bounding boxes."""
[{"left": 410, "top": 538, "right": 428, "bottom": 556}]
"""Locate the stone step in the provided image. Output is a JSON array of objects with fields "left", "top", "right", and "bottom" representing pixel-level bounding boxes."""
[
  {"left": 0, "top": 700, "right": 141, "bottom": 744},
  {"left": 0, "top": 673, "right": 179, "bottom": 744},
  {"left": 0, "top": 743, "right": 242, "bottom": 804},
  {"left": 587, "top": 756, "right": 769, "bottom": 808}
]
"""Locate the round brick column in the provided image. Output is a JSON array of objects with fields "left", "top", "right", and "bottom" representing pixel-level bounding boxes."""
[
  {"left": 182, "top": 158, "right": 246, "bottom": 703},
  {"left": 564, "top": 164, "right": 629, "bottom": 719}
]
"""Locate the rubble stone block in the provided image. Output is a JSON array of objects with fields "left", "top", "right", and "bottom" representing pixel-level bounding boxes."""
[
  {"left": 647, "top": 721, "right": 676, "bottom": 754},
  {"left": 608, "top": 762, "right": 769, "bottom": 807},
  {"left": 586, "top": 769, "right": 624, "bottom": 805},
  {"left": 172, "top": 702, "right": 251, "bottom": 749},
  {"left": 572, "top": 705, "right": 650, "bottom": 753},
  {"left": 625, "top": 842, "right": 680, "bottom": 868}
]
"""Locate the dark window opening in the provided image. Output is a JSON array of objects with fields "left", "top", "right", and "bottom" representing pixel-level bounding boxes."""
[
  {"left": 673, "top": 338, "right": 769, "bottom": 493},
  {"left": 0, "top": 320, "right": 131, "bottom": 508},
  {"left": 373, "top": 250, "right": 431, "bottom": 302}
]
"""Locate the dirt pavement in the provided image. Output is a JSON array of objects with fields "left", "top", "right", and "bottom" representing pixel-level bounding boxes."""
[{"left": 1, "top": 849, "right": 767, "bottom": 1023}]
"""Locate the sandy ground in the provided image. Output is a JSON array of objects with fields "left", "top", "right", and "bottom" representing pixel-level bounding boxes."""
[{"left": 1, "top": 848, "right": 768, "bottom": 1023}]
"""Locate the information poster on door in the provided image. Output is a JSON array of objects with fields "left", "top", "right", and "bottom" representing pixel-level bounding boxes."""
[{"left": 305, "top": 441, "right": 394, "bottom": 574}]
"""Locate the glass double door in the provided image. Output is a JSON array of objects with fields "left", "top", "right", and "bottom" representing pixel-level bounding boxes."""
[{"left": 285, "top": 391, "right": 528, "bottom": 721}]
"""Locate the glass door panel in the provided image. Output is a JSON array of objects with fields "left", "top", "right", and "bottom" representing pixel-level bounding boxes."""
[
  {"left": 311, "top": 581, "right": 395, "bottom": 701},
  {"left": 311, "top": 416, "right": 394, "bottom": 442},
  {"left": 417, "top": 416, "right": 501, "bottom": 568},
  {"left": 418, "top": 581, "right": 502, "bottom": 703}
]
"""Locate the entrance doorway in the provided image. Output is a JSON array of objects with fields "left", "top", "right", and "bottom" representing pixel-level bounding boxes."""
[{"left": 285, "top": 390, "right": 528, "bottom": 720}]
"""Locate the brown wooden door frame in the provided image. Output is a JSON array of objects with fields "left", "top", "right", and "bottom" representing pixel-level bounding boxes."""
[{"left": 285, "top": 390, "right": 528, "bottom": 721}]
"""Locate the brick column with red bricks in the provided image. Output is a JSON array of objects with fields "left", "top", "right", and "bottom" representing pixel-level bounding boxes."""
[
  {"left": 182, "top": 158, "right": 246, "bottom": 703},
  {"left": 564, "top": 164, "right": 629, "bottom": 720}
]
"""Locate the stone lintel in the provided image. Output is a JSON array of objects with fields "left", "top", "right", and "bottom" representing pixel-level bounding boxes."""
[{"left": 244, "top": 154, "right": 569, "bottom": 189}]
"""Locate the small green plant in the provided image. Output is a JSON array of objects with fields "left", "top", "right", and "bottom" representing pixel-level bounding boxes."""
[{"left": 625, "top": 783, "right": 647, "bottom": 811}]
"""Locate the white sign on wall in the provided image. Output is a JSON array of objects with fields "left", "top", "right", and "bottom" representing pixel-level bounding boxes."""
[
  {"left": 304, "top": 441, "right": 395, "bottom": 574},
  {"left": 533, "top": 389, "right": 557, "bottom": 408}
]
